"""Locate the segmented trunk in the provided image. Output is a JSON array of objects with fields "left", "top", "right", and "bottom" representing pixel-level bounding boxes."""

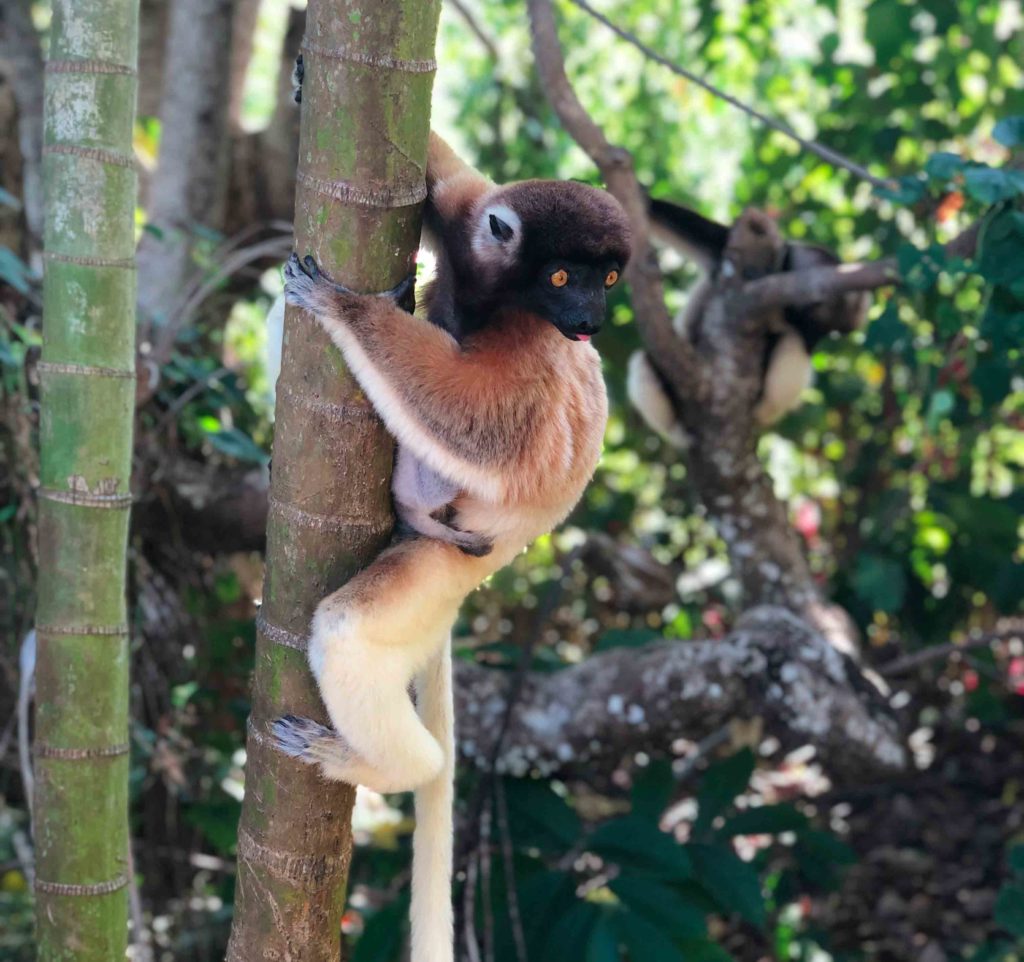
[
  {"left": 33, "top": 0, "right": 139, "bottom": 957},
  {"left": 226, "top": 2, "right": 441, "bottom": 959}
]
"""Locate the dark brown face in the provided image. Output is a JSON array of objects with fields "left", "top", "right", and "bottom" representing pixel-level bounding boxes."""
[{"left": 480, "top": 180, "right": 631, "bottom": 341}]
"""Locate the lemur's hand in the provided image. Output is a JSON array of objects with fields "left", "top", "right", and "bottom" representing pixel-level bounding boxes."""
[{"left": 284, "top": 253, "right": 415, "bottom": 314}]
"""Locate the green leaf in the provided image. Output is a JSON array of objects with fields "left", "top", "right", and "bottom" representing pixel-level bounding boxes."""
[
  {"left": 182, "top": 798, "right": 242, "bottom": 855},
  {"left": 352, "top": 897, "right": 408, "bottom": 962},
  {"left": 536, "top": 901, "right": 600, "bottom": 962},
  {"left": 865, "top": 0, "right": 913, "bottom": 64},
  {"left": 972, "top": 356, "right": 1013, "bottom": 408},
  {"left": 1009, "top": 845, "right": 1024, "bottom": 877},
  {"left": 794, "top": 829, "right": 857, "bottom": 865},
  {"left": 924, "top": 152, "right": 965, "bottom": 180},
  {"left": 719, "top": 804, "right": 809, "bottom": 838},
  {"left": 994, "top": 882, "right": 1024, "bottom": 937},
  {"left": 852, "top": 554, "right": 907, "bottom": 613},
  {"left": 595, "top": 627, "right": 660, "bottom": 652},
  {"left": 611, "top": 908, "right": 685, "bottom": 962},
  {"left": 968, "top": 940, "right": 1015, "bottom": 962},
  {"left": 631, "top": 759, "right": 675, "bottom": 821},
  {"left": 993, "top": 115, "right": 1024, "bottom": 148},
  {"left": 519, "top": 871, "right": 580, "bottom": 949},
  {"left": 609, "top": 875, "right": 707, "bottom": 938},
  {"left": 588, "top": 816, "right": 693, "bottom": 881},
  {"left": 978, "top": 209, "right": 1024, "bottom": 285},
  {"left": 676, "top": 941, "right": 737, "bottom": 962},
  {"left": 504, "top": 778, "right": 581, "bottom": 850},
  {"left": 874, "top": 174, "right": 926, "bottom": 205},
  {"left": 964, "top": 166, "right": 1022, "bottom": 204},
  {"left": 0, "top": 248, "right": 34, "bottom": 295},
  {"left": 689, "top": 843, "right": 766, "bottom": 928},
  {"left": 694, "top": 749, "right": 755, "bottom": 835},
  {"left": 898, "top": 243, "right": 946, "bottom": 292},
  {"left": 206, "top": 427, "right": 269, "bottom": 464},
  {"left": 0, "top": 186, "right": 22, "bottom": 210},
  {"left": 926, "top": 389, "right": 956, "bottom": 429},
  {"left": 865, "top": 304, "right": 910, "bottom": 351},
  {"left": 585, "top": 914, "right": 621, "bottom": 962}
]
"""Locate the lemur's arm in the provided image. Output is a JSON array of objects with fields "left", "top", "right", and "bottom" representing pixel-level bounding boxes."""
[
  {"left": 424, "top": 132, "right": 492, "bottom": 236},
  {"left": 284, "top": 255, "right": 535, "bottom": 501}
]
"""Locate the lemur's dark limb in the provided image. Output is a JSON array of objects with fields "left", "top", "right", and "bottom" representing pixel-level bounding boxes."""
[{"left": 292, "top": 53, "right": 304, "bottom": 104}]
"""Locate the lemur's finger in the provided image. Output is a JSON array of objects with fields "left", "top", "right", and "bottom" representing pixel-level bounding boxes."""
[{"left": 302, "top": 254, "right": 322, "bottom": 277}]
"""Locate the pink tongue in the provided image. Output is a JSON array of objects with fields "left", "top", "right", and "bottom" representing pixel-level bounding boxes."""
[{"left": 577, "top": 334, "right": 591, "bottom": 342}]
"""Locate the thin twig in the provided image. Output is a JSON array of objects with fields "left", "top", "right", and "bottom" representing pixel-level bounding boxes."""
[
  {"left": 127, "top": 842, "right": 154, "bottom": 962},
  {"left": 480, "top": 797, "right": 495, "bottom": 962},
  {"left": 495, "top": 779, "right": 528, "bottom": 962},
  {"left": 447, "top": 0, "right": 500, "bottom": 63},
  {"left": 463, "top": 845, "right": 483, "bottom": 962},
  {"left": 568, "top": 0, "right": 895, "bottom": 191},
  {"left": 881, "top": 624, "right": 1023, "bottom": 677}
]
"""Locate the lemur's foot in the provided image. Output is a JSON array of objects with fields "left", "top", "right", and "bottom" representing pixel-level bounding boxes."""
[
  {"left": 273, "top": 714, "right": 368, "bottom": 787},
  {"left": 457, "top": 535, "right": 494, "bottom": 558}
]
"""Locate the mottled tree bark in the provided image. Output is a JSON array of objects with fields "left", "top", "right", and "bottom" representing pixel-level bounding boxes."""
[
  {"left": 225, "top": 2, "right": 441, "bottom": 960},
  {"left": 455, "top": 607, "right": 906, "bottom": 781},
  {"left": 33, "top": 0, "right": 139, "bottom": 957},
  {"left": 135, "top": 0, "right": 234, "bottom": 340}
]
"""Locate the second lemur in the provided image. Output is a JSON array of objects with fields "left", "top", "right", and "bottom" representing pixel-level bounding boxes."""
[
  {"left": 628, "top": 198, "right": 870, "bottom": 444},
  {"left": 274, "top": 133, "right": 630, "bottom": 962}
]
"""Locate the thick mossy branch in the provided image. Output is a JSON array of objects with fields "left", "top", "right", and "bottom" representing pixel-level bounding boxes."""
[{"left": 455, "top": 607, "right": 907, "bottom": 781}]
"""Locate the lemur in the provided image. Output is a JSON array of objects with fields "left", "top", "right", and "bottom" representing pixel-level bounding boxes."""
[
  {"left": 273, "top": 132, "right": 631, "bottom": 962},
  {"left": 628, "top": 198, "right": 870, "bottom": 444}
]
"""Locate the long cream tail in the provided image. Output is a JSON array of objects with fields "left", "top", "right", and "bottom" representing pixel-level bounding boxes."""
[{"left": 410, "top": 637, "right": 455, "bottom": 962}]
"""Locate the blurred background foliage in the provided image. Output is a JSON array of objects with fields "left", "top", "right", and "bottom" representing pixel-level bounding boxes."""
[{"left": 1, "top": 0, "right": 1023, "bottom": 959}]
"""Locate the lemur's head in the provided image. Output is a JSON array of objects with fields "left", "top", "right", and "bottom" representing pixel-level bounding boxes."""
[{"left": 469, "top": 180, "right": 632, "bottom": 341}]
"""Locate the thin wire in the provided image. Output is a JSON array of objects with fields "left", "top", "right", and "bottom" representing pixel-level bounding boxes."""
[{"left": 569, "top": 0, "right": 896, "bottom": 191}]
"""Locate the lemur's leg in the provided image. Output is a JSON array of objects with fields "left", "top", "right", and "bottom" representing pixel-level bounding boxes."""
[
  {"left": 393, "top": 447, "right": 494, "bottom": 557},
  {"left": 291, "top": 537, "right": 480, "bottom": 793},
  {"left": 754, "top": 331, "right": 812, "bottom": 425}
]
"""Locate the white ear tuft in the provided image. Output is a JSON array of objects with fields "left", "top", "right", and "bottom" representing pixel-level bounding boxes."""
[{"left": 472, "top": 204, "right": 522, "bottom": 260}]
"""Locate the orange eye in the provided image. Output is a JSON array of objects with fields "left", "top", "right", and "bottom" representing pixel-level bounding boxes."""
[
  {"left": 550, "top": 269, "right": 569, "bottom": 288},
  {"left": 604, "top": 269, "right": 619, "bottom": 287}
]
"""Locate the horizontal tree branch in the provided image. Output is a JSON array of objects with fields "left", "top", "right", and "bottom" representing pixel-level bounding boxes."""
[
  {"left": 742, "top": 220, "right": 982, "bottom": 312},
  {"left": 454, "top": 606, "right": 907, "bottom": 783}
]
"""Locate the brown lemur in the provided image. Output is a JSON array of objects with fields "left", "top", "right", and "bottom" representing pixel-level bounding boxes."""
[
  {"left": 628, "top": 198, "right": 870, "bottom": 445},
  {"left": 273, "top": 131, "right": 631, "bottom": 962}
]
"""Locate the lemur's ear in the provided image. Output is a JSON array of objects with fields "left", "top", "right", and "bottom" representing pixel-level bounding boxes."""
[{"left": 489, "top": 213, "right": 515, "bottom": 242}]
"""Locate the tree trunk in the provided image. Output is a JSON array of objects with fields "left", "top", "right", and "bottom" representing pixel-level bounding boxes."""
[
  {"left": 226, "top": 2, "right": 441, "bottom": 960},
  {"left": 33, "top": 0, "right": 138, "bottom": 956},
  {"left": 135, "top": 0, "right": 234, "bottom": 339}
]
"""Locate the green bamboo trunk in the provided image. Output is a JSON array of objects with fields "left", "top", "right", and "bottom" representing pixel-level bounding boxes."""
[
  {"left": 226, "top": 1, "right": 441, "bottom": 958},
  {"left": 33, "top": 0, "right": 139, "bottom": 958}
]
